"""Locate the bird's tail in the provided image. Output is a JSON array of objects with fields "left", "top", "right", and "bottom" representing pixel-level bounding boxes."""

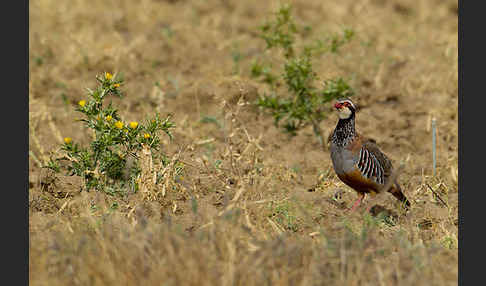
[{"left": 389, "top": 182, "right": 411, "bottom": 210}]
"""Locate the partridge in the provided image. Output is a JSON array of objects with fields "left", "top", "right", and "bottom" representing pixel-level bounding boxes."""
[{"left": 329, "top": 98, "right": 410, "bottom": 211}]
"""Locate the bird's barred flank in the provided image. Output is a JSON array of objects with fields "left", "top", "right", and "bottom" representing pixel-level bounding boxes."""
[{"left": 358, "top": 148, "right": 384, "bottom": 185}]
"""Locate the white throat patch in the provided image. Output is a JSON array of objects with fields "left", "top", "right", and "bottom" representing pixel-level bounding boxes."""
[{"left": 338, "top": 107, "right": 353, "bottom": 119}]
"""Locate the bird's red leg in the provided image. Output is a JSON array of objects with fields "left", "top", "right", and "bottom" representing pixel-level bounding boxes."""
[
  {"left": 350, "top": 193, "right": 365, "bottom": 212},
  {"left": 365, "top": 204, "right": 373, "bottom": 213}
]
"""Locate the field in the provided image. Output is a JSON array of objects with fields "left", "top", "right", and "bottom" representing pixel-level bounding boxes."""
[{"left": 29, "top": 0, "right": 458, "bottom": 285}]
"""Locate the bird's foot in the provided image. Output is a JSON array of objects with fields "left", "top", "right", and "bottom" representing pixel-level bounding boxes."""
[{"left": 349, "top": 195, "right": 365, "bottom": 212}]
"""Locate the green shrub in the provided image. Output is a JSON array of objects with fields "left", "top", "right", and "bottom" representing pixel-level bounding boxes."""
[{"left": 251, "top": 4, "right": 355, "bottom": 147}]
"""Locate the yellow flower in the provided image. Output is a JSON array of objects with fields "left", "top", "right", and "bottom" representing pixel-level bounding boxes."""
[
  {"left": 64, "top": 137, "right": 72, "bottom": 144},
  {"left": 143, "top": 133, "right": 151, "bottom": 139},
  {"left": 114, "top": 121, "right": 124, "bottom": 129},
  {"left": 106, "top": 115, "right": 112, "bottom": 121},
  {"left": 105, "top": 72, "right": 113, "bottom": 80},
  {"left": 78, "top": 100, "right": 86, "bottom": 107},
  {"left": 129, "top": 121, "right": 138, "bottom": 129},
  {"left": 113, "top": 83, "right": 120, "bottom": 88}
]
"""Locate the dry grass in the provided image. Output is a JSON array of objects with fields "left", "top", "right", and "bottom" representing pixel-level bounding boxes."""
[{"left": 29, "top": 0, "right": 458, "bottom": 285}]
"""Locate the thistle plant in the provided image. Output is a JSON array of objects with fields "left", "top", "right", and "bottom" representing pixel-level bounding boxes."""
[
  {"left": 49, "top": 72, "right": 176, "bottom": 194},
  {"left": 251, "top": 4, "right": 355, "bottom": 147}
]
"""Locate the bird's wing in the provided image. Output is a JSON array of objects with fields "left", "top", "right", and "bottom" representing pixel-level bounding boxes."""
[
  {"left": 362, "top": 139, "right": 393, "bottom": 177},
  {"left": 354, "top": 138, "right": 394, "bottom": 185}
]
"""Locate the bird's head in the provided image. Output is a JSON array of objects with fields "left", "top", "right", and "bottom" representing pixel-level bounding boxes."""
[{"left": 334, "top": 98, "right": 357, "bottom": 120}]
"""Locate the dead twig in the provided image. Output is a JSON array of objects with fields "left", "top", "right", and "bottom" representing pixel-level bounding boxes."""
[{"left": 425, "top": 183, "right": 448, "bottom": 208}]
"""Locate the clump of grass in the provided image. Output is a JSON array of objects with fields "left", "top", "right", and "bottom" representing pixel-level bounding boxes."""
[
  {"left": 267, "top": 200, "right": 299, "bottom": 232},
  {"left": 48, "top": 72, "right": 176, "bottom": 195},
  {"left": 251, "top": 4, "right": 355, "bottom": 147}
]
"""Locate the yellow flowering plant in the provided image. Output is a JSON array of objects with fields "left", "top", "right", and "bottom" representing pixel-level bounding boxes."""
[
  {"left": 129, "top": 121, "right": 138, "bottom": 129},
  {"left": 114, "top": 121, "right": 124, "bottom": 129},
  {"left": 49, "top": 72, "right": 176, "bottom": 194}
]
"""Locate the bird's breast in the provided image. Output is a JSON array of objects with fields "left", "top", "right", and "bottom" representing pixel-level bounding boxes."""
[{"left": 330, "top": 144, "right": 358, "bottom": 175}]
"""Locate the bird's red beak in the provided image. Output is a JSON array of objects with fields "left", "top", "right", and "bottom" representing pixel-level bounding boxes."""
[{"left": 334, "top": 102, "right": 342, "bottom": 109}]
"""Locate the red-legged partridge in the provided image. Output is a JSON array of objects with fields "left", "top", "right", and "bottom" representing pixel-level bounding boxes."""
[{"left": 329, "top": 98, "right": 411, "bottom": 211}]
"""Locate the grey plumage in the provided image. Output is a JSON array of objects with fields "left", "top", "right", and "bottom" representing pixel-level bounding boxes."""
[{"left": 329, "top": 98, "right": 410, "bottom": 210}]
